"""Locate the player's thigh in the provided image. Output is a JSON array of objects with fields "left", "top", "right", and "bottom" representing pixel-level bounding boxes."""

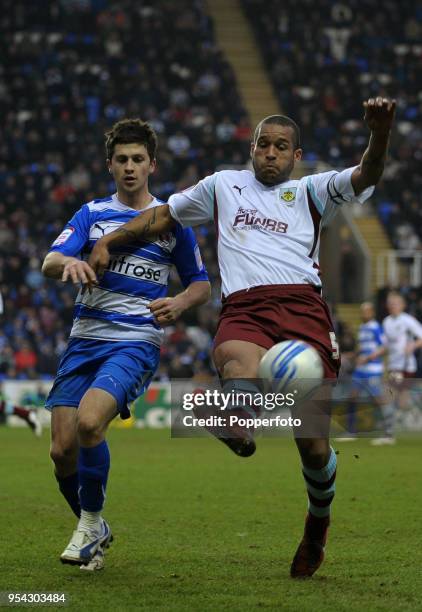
[
  {"left": 213, "top": 339, "right": 267, "bottom": 378},
  {"left": 90, "top": 341, "right": 160, "bottom": 420},
  {"left": 50, "top": 406, "right": 79, "bottom": 457},
  {"left": 77, "top": 388, "right": 118, "bottom": 435}
]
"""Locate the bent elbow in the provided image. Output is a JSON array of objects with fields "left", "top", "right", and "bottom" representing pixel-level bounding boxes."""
[
  {"left": 41, "top": 258, "right": 51, "bottom": 277},
  {"left": 41, "top": 252, "right": 61, "bottom": 278}
]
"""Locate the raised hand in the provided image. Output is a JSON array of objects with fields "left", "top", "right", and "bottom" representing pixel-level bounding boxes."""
[{"left": 363, "top": 97, "right": 396, "bottom": 134}]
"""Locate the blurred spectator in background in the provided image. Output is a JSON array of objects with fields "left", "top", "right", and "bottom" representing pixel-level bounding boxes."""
[
  {"left": 14, "top": 340, "right": 38, "bottom": 379},
  {"left": 340, "top": 242, "right": 358, "bottom": 303}
]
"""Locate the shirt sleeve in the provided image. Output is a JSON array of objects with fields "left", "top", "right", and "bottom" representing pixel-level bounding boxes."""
[
  {"left": 170, "top": 225, "right": 209, "bottom": 288},
  {"left": 49, "top": 205, "right": 91, "bottom": 257},
  {"left": 168, "top": 173, "right": 217, "bottom": 227},
  {"left": 306, "top": 166, "right": 375, "bottom": 218},
  {"left": 406, "top": 314, "right": 422, "bottom": 339}
]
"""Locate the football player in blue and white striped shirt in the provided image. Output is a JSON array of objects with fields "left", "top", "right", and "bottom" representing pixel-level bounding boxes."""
[
  {"left": 347, "top": 302, "right": 386, "bottom": 437},
  {"left": 42, "top": 119, "right": 210, "bottom": 570}
]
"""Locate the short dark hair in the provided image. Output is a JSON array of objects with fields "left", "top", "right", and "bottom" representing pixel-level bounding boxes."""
[
  {"left": 254, "top": 115, "right": 301, "bottom": 149},
  {"left": 105, "top": 118, "right": 157, "bottom": 160}
]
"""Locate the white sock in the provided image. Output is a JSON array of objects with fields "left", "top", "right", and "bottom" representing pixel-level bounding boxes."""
[{"left": 78, "top": 510, "right": 102, "bottom": 532}]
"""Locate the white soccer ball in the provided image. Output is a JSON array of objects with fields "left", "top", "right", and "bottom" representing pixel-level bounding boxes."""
[{"left": 258, "top": 340, "right": 323, "bottom": 400}]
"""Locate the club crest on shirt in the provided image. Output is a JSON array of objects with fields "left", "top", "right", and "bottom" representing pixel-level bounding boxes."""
[{"left": 279, "top": 187, "right": 297, "bottom": 204}]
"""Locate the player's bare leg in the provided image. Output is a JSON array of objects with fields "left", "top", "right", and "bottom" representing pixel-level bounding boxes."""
[
  {"left": 291, "top": 437, "right": 335, "bottom": 578},
  {"left": 77, "top": 388, "right": 117, "bottom": 448},
  {"left": 60, "top": 390, "right": 116, "bottom": 566},
  {"left": 372, "top": 372, "right": 401, "bottom": 445},
  {"left": 50, "top": 407, "right": 80, "bottom": 516},
  {"left": 211, "top": 340, "right": 267, "bottom": 457},
  {"left": 214, "top": 340, "right": 267, "bottom": 379}
]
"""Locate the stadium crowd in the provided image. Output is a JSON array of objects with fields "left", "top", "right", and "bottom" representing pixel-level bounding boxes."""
[{"left": 0, "top": 0, "right": 421, "bottom": 379}]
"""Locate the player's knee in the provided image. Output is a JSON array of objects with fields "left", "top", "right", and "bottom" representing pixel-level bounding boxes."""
[
  {"left": 221, "top": 361, "right": 246, "bottom": 378},
  {"left": 214, "top": 347, "right": 249, "bottom": 378},
  {"left": 214, "top": 341, "right": 264, "bottom": 378},
  {"left": 218, "top": 355, "right": 257, "bottom": 378},
  {"left": 77, "top": 414, "right": 104, "bottom": 442},
  {"left": 50, "top": 441, "right": 77, "bottom": 468},
  {"left": 297, "top": 439, "right": 330, "bottom": 469}
]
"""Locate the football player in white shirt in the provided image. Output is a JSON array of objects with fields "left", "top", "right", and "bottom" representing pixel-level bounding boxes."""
[
  {"left": 88, "top": 97, "right": 396, "bottom": 578},
  {"left": 373, "top": 292, "right": 422, "bottom": 445},
  {"left": 383, "top": 292, "right": 422, "bottom": 376}
]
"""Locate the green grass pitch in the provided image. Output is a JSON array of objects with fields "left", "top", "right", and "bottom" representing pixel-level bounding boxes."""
[{"left": 0, "top": 428, "right": 421, "bottom": 611}]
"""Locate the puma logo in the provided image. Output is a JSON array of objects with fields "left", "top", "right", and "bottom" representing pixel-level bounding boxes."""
[
  {"left": 233, "top": 185, "right": 247, "bottom": 195},
  {"left": 94, "top": 223, "right": 107, "bottom": 236},
  {"left": 93, "top": 222, "right": 120, "bottom": 236}
]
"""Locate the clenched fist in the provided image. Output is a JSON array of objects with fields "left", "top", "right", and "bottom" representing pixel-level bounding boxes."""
[{"left": 363, "top": 97, "right": 396, "bottom": 134}]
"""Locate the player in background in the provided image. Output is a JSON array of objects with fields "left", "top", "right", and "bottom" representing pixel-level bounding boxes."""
[
  {"left": 340, "top": 302, "right": 386, "bottom": 440},
  {"left": 42, "top": 119, "right": 210, "bottom": 571},
  {"left": 0, "top": 384, "right": 42, "bottom": 436},
  {"left": 87, "top": 97, "right": 395, "bottom": 578},
  {"left": 0, "top": 295, "right": 42, "bottom": 436},
  {"left": 376, "top": 292, "right": 422, "bottom": 445}
]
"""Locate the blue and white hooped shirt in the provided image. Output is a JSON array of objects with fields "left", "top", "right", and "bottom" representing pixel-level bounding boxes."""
[
  {"left": 353, "top": 319, "right": 385, "bottom": 378},
  {"left": 49, "top": 194, "right": 208, "bottom": 347}
]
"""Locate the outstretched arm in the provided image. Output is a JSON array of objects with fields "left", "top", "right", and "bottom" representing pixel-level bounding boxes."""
[
  {"left": 351, "top": 97, "right": 396, "bottom": 195},
  {"left": 88, "top": 204, "right": 175, "bottom": 278}
]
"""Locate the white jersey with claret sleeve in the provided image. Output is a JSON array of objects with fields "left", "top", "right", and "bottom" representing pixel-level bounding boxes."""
[
  {"left": 168, "top": 167, "right": 374, "bottom": 298},
  {"left": 383, "top": 312, "right": 422, "bottom": 373}
]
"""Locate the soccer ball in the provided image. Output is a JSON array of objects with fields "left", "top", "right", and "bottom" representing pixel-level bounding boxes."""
[{"left": 258, "top": 340, "right": 323, "bottom": 400}]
